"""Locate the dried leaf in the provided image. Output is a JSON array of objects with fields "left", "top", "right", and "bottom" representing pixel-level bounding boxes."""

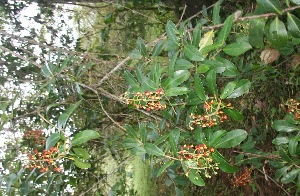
[
  {"left": 260, "top": 48, "right": 280, "bottom": 65},
  {"left": 290, "top": 54, "right": 300, "bottom": 68}
]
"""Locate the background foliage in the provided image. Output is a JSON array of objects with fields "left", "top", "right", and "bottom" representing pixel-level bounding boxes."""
[{"left": 0, "top": 0, "right": 300, "bottom": 195}]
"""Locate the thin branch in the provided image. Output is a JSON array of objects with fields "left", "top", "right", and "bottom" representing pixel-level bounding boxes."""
[{"left": 0, "top": 45, "right": 42, "bottom": 68}]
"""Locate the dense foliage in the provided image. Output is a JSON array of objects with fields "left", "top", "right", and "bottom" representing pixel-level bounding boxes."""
[{"left": 1, "top": 0, "right": 300, "bottom": 195}]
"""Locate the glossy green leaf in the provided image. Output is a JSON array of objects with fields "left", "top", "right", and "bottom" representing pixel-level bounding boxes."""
[
  {"left": 206, "top": 69, "right": 217, "bottom": 96},
  {"left": 212, "top": 0, "right": 222, "bottom": 25},
  {"left": 197, "top": 64, "right": 210, "bottom": 73},
  {"left": 281, "top": 169, "right": 299, "bottom": 184},
  {"left": 123, "top": 138, "right": 141, "bottom": 148},
  {"left": 220, "top": 81, "right": 236, "bottom": 99},
  {"left": 188, "top": 169, "right": 205, "bottom": 186},
  {"left": 257, "top": 0, "right": 282, "bottom": 15},
  {"left": 130, "top": 146, "right": 146, "bottom": 155},
  {"left": 157, "top": 160, "right": 174, "bottom": 177},
  {"left": 166, "top": 20, "right": 179, "bottom": 46},
  {"left": 125, "top": 125, "right": 138, "bottom": 139},
  {"left": 71, "top": 130, "right": 100, "bottom": 146},
  {"left": 73, "top": 157, "right": 91, "bottom": 169},
  {"left": 154, "top": 134, "right": 169, "bottom": 145},
  {"left": 186, "top": 92, "right": 204, "bottom": 105},
  {"left": 6, "top": 173, "right": 18, "bottom": 193},
  {"left": 208, "top": 130, "right": 227, "bottom": 147},
  {"left": 175, "top": 59, "right": 194, "bottom": 70},
  {"left": 73, "top": 148, "right": 90, "bottom": 160},
  {"left": 211, "top": 150, "right": 238, "bottom": 173},
  {"left": 141, "top": 76, "right": 158, "bottom": 91},
  {"left": 216, "top": 15, "right": 234, "bottom": 45},
  {"left": 192, "top": 22, "right": 202, "bottom": 47},
  {"left": 272, "top": 136, "right": 289, "bottom": 145},
  {"left": 194, "top": 74, "right": 206, "bottom": 101},
  {"left": 291, "top": 0, "right": 300, "bottom": 5},
  {"left": 227, "top": 79, "right": 251, "bottom": 98},
  {"left": 218, "top": 58, "right": 239, "bottom": 77},
  {"left": 168, "top": 51, "right": 179, "bottom": 77},
  {"left": 46, "top": 133, "right": 60, "bottom": 150},
  {"left": 223, "top": 108, "right": 244, "bottom": 121},
  {"left": 268, "top": 17, "right": 288, "bottom": 48},
  {"left": 164, "top": 70, "right": 190, "bottom": 89},
  {"left": 124, "top": 70, "right": 140, "bottom": 88},
  {"left": 151, "top": 40, "right": 164, "bottom": 57},
  {"left": 169, "top": 130, "right": 179, "bottom": 157},
  {"left": 275, "top": 166, "right": 290, "bottom": 181},
  {"left": 58, "top": 100, "right": 82, "bottom": 130},
  {"left": 136, "top": 37, "right": 147, "bottom": 57},
  {"left": 279, "top": 147, "right": 293, "bottom": 163},
  {"left": 272, "top": 120, "right": 300, "bottom": 132},
  {"left": 144, "top": 143, "right": 165, "bottom": 156},
  {"left": 199, "top": 30, "right": 214, "bottom": 56},
  {"left": 184, "top": 44, "right": 204, "bottom": 61},
  {"left": 288, "top": 135, "right": 299, "bottom": 156},
  {"left": 249, "top": 18, "right": 267, "bottom": 48},
  {"left": 287, "top": 13, "right": 300, "bottom": 38},
  {"left": 223, "top": 42, "right": 252, "bottom": 56},
  {"left": 165, "top": 87, "right": 189, "bottom": 97},
  {"left": 215, "top": 129, "right": 247, "bottom": 148},
  {"left": 129, "top": 49, "right": 143, "bottom": 59}
]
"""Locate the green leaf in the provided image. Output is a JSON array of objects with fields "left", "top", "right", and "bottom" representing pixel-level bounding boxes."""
[
  {"left": 208, "top": 130, "right": 227, "bottom": 147},
  {"left": 124, "top": 70, "right": 139, "bottom": 88},
  {"left": 71, "top": 130, "right": 100, "bottom": 146},
  {"left": 165, "top": 87, "right": 189, "bottom": 96},
  {"left": 268, "top": 17, "right": 288, "bottom": 48},
  {"left": 131, "top": 146, "right": 146, "bottom": 155},
  {"left": 6, "top": 174, "right": 18, "bottom": 193},
  {"left": 216, "top": 15, "right": 234, "bottom": 45},
  {"left": 211, "top": 150, "right": 238, "bottom": 173},
  {"left": 141, "top": 76, "right": 158, "bottom": 91},
  {"left": 73, "top": 148, "right": 90, "bottom": 160},
  {"left": 275, "top": 166, "right": 290, "bottom": 181},
  {"left": 223, "top": 42, "right": 252, "bottom": 56},
  {"left": 175, "top": 186, "right": 184, "bottom": 196},
  {"left": 175, "top": 59, "right": 194, "bottom": 70},
  {"left": 249, "top": 18, "right": 267, "bottom": 48},
  {"left": 192, "top": 22, "right": 202, "bottom": 47},
  {"left": 223, "top": 108, "right": 244, "bottom": 121},
  {"left": 151, "top": 41, "right": 164, "bottom": 57},
  {"left": 166, "top": 20, "right": 179, "bottom": 46},
  {"left": 136, "top": 37, "right": 147, "bottom": 57},
  {"left": 287, "top": 13, "right": 300, "bottom": 38},
  {"left": 184, "top": 44, "right": 204, "bottom": 61},
  {"left": 281, "top": 169, "right": 299, "bottom": 184},
  {"left": 218, "top": 58, "right": 239, "bottom": 77},
  {"left": 188, "top": 169, "right": 205, "bottom": 186},
  {"left": 125, "top": 125, "right": 138, "bottom": 139},
  {"left": 288, "top": 135, "right": 299, "bottom": 156},
  {"left": 169, "top": 129, "right": 180, "bottom": 157},
  {"left": 291, "top": 0, "right": 300, "bottom": 5},
  {"left": 199, "top": 30, "right": 214, "bottom": 56},
  {"left": 206, "top": 69, "right": 217, "bottom": 96},
  {"left": 227, "top": 79, "right": 251, "bottom": 98},
  {"left": 220, "top": 81, "right": 236, "bottom": 99},
  {"left": 157, "top": 160, "right": 174, "bottom": 177},
  {"left": 139, "top": 122, "right": 147, "bottom": 144},
  {"left": 144, "top": 143, "right": 165, "bottom": 156},
  {"left": 279, "top": 147, "right": 293, "bottom": 163},
  {"left": 186, "top": 92, "right": 204, "bottom": 105},
  {"left": 46, "top": 133, "right": 60, "bottom": 150},
  {"left": 73, "top": 157, "right": 91, "bottom": 169},
  {"left": 215, "top": 129, "right": 247, "bottom": 148},
  {"left": 212, "top": 0, "right": 222, "bottom": 25},
  {"left": 257, "top": 0, "right": 282, "bottom": 15},
  {"left": 123, "top": 138, "right": 141, "bottom": 148},
  {"left": 58, "top": 100, "right": 82, "bottom": 130},
  {"left": 194, "top": 74, "right": 206, "bottom": 101},
  {"left": 272, "top": 120, "right": 300, "bottom": 132},
  {"left": 197, "top": 64, "right": 210, "bottom": 73},
  {"left": 129, "top": 49, "right": 143, "bottom": 59},
  {"left": 168, "top": 51, "right": 179, "bottom": 77},
  {"left": 272, "top": 136, "right": 289, "bottom": 145},
  {"left": 164, "top": 70, "right": 190, "bottom": 89},
  {"left": 154, "top": 134, "right": 169, "bottom": 145}
]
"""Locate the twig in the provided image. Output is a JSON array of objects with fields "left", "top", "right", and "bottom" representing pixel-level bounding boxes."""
[
  {"left": 79, "top": 155, "right": 134, "bottom": 196},
  {"left": 257, "top": 168, "right": 291, "bottom": 196},
  {"left": 177, "top": 4, "right": 187, "bottom": 25},
  {"left": 0, "top": 45, "right": 42, "bottom": 68}
]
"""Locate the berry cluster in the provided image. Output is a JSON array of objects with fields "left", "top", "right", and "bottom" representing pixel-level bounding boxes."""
[
  {"left": 122, "top": 89, "right": 166, "bottom": 111},
  {"left": 24, "top": 130, "right": 45, "bottom": 145},
  {"left": 178, "top": 144, "right": 218, "bottom": 178},
  {"left": 26, "top": 146, "right": 62, "bottom": 173},
  {"left": 189, "top": 100, "right": 231, "bottom": 130},
  {"left": 285, "top": 99, "right": 300, "bottom": 120},
  {"left": 232, "top": 168, "right": 252, "bottom": 187}
]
